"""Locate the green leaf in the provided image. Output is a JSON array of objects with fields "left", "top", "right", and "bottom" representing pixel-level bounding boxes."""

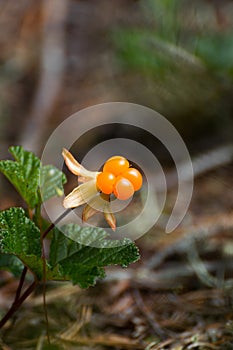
[
  {"left": 0, "top": 207, "right": 41, "bottom": 256},
  {"left": 0, "top": 146, "right": 41, "bottom": 208},
  {"left": 0, "top": 209, "right": 140, "bottom": 285},
  {"left": 0, "top": 207, "right": 65, "bottom": 281},
  {"left": 0, "top": 207, "right": 42, "bottom": 275},
  {"left": 0, "top": 146, "right": 67, "bottom": 208},
  {"left": 22, "top": 255, "right": 64, "bottom": 281},
  {"left": 50, "top": 224, "right": 140, "bottom": 288},
  {"left": 40, "top": 165, "right": 66, "bottom": 202},
  {"left": 60, "top": 263, "right": 105, "bottom": 288}
]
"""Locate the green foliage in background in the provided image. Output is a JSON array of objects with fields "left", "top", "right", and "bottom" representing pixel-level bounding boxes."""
[
  {"left": 112, "top": 0, "right": 233, "bottom": 139},
  {"left": 115, "top": 0, "right": 233, "bottom": 77}
]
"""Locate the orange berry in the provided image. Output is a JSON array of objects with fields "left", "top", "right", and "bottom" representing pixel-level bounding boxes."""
[
  {"left": 103, "top": 156, "right": 129, "bottom": 176},
  {"left": 113, "top": 176, "right": 135, "bottom": 200},
  {"left": 97, "top": 172, "right": 116, "bottom": 194},
  {"left": 121, "top": 168, "right": 142, "bottom": 191}
]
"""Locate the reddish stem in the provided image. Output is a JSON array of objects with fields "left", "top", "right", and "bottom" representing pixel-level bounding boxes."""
[
  {"left": 13, "top": 266, "right": 28, "bottom": 303},
  {"left": 0, "top": 280, "right": 37, "bottom": 329},
  {"left": 42, "top": 209, "right": 71, "bottom": 239}
]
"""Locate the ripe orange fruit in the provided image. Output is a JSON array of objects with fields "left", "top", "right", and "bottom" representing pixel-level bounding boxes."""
[
  {"left": 113, "top": 176, "right": 135, "bottom": 200},
  {"left": 97, "top": 172, "right": 116, "bottom": 194},
  {"left": 98, "top": 156, "right": 142, "bottom": 200},
  {"left": 121, "top": 168, "right": 142, "bottom": 191},
  {"left": 103, "top": 156, "right": 129, "bottom": 176}
]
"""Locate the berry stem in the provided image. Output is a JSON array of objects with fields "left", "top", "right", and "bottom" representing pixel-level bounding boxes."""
[{"left": 42, "top": 208, "right": 72, "bottom": 239}]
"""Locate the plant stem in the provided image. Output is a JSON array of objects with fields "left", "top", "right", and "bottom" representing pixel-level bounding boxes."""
[
  {"left": 41, "top": 238, "right": 50, "bottom": 343},
  {"left": 13, "top": 266, "right": 28, "bottom": 303},
  {"left": 12, "top": 205, "right": 39, "bottom": 304},
  {"left": 0, "top": 280, "right": 38, "bottom": 329},
  {"left": 42, "top": 208, "right": 72, "bottom": 239},
  {"left": 40, "top": 209, "right": 71, "bottom": 341},
  {"left": 12, "top": 206, "right": 38, "bottom": 304}
]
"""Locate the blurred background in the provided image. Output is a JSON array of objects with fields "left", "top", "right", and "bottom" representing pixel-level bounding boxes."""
[
  {"left": 0, "top": 0, "right": 233, "bottom": 154},
  {"left": 0, "top": 0, "right": 233, "bottom": 349}
]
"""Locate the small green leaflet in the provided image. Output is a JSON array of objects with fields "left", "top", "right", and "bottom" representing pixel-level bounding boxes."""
[{"left": 0, "top": 146, "right": 66, "bottom": 209}]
